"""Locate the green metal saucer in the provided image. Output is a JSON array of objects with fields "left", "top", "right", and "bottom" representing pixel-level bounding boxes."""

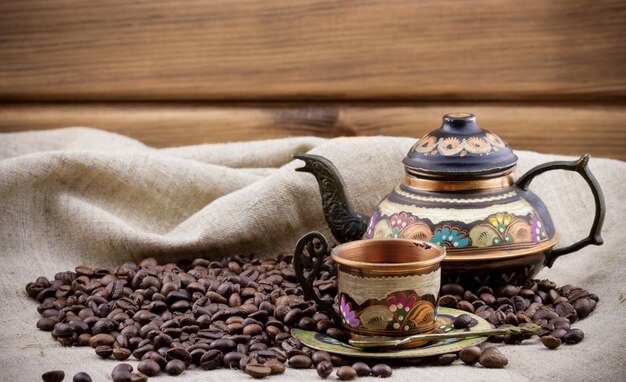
[{"left": 291, "top": 307, "right": 491, "bottom": 358}]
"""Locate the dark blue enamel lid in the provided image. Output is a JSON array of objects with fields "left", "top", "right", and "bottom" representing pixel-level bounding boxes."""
[{"left": 403, "top": 113, "right": 518, "bottom": 178}]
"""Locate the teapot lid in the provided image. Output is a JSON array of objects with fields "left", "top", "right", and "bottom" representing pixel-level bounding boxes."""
[{"left": 403, "top": 113, "right": 518, "bottom": 178}]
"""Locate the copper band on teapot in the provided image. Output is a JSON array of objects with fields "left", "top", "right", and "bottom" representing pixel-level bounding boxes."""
[{"left": 404, "top": 174, "right": 514, "bottom": 192}]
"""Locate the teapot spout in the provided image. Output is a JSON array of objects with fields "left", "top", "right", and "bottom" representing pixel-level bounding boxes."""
[{"left": 293, "top": 153, "right": 370, "bottom": 243}]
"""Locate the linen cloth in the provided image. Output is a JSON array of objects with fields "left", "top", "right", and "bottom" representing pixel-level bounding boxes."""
[{"left": 0, "top": 127, "right": 624, "bottom": 382}]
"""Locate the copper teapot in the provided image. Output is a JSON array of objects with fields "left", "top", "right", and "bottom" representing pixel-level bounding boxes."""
[{"left": 294, "top": 113, "right": 605, "bottom": 286}]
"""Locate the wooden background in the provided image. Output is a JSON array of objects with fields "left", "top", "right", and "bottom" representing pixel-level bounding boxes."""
[{"left": 0, "top": 1, "right": 625, "bottom": 159}]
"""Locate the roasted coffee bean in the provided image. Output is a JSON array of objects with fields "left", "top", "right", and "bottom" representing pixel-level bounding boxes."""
[
  {"left": 352, "top": 362, "right": 371, "bottom": 376},
  {"left": 42, "top": 370, "right": 65, "bottom": 382},
  {"left": 312, "top": 350, "right": 332, "bottom": 365},
  {"left": 95, "top": 345, "right": 113, "bottom": 359},
  {"left": 89, "top": 333, "right": 115, "bottom": 348},
  {"left": 112, "top": 347, "right": 131, "bottom": 361},
  {"left": 210, "top": 338, "right": 237, "bottom": 353},
  {"left": 550, "top": 328, "right": 567, "bottom": 339},
  {"left": 441, "top": 283, "right": 464, "bottom": 296},
  {"left": 459, "top": 346, "right": 482, "bottom": 365},
  {"left": 200, "top": 349, "right": 224, "bottom": 370},
  {"left": 454, "top": 313, "right": 472, "bottom": 329},
  {"left": 563, "top": 328, "right": 584, "bottom": 344},
  {"left": 433, "top": 353, "right": 457, "bottom": 366},
  {"left": 166, "top": 347, "right": 191, "bottom": 364},
  {"left": 265, "top": 359, "right": 286, "bottom": 375},
  {"left": 130, "top": 372, "right": 148, "bottom": 382},
  {"left": 289, "top": 354, "right": 312, "bottom": 368},
  {"left": 224, "top": 351, "right": 246, "bottom": 368},
  {"left": 111, "top": 363, "right": 133, "bottom": 382},
  {"left": 336, "top": 366, "right": 357, "bottom": 380},
  {"left": 72, "top": 372, "right": 91, "bottom": 382},
  {"left": 137, "top": 359, "right": 160, "bottom": 377},
  {"left": 315, "top": 360, "right": 333, "bottom": 378},
  {"left": 37, "top": 318, "right": 57, "bottom": 331},
  {"left": 326, "top": 327, "right": 350, "bottom": 342},
  {"left": 456, "top": 300, "right": 475, "bottom": 313},
  {"left": 165, "top": 359, "right": 186, "bottom": 376},
  {"left": 245, "top": 364, "right": 272, "bottom": 379},
  {"left": 542, "top": 335, "right": 562, "bottom": 349},
  {"left": 478, "top": 351, "right": 508, "bottom": 368},
  {"left": 52, "top": 323, "right": 74, "bottom": 338},
  {"left": 371, "top": 363, "right": 393, "bottom": 378}
]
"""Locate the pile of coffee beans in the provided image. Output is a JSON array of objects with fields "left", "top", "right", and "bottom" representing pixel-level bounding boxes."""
[
  {"left": 438, "top": 280, "right": 595, "bottom": 347},
  {"left": 27, "top": 251, "right": 597, "bottom": 381}
]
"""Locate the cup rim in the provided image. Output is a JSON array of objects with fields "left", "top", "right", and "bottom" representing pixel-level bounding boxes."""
[{"left": 330, "top": 238, "right": 446, "bottom": 272}]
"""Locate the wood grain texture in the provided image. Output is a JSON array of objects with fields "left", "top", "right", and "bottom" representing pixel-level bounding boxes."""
[
  {"left": 0, "top": 1, "right": 625, "bottom": 102},
  {"left": 1, "top": 103, "right": 624, "bottom": 160}
]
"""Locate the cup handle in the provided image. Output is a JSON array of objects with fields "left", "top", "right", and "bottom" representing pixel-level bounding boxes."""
[
  {"left": 516, "top": 154, "right": 605, "bottom": 267},
  {"left": 293, "top": 231, "right": 341, "bottom": 326}
]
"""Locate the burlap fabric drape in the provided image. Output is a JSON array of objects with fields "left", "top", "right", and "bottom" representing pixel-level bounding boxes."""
[{"left": 1, "top": 127, "right": 624, "bottom": 381}]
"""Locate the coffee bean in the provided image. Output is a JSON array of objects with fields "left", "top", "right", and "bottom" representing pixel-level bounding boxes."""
[
  {"left": 478, "top": 351, "right": 508, "bottom": 368},
  {"left": 243, "top": 323, "right": 263, "bottom": 336},
  {"left": 456, "top": 300, "right": 475, "bottom": 313},
  {"left": 459, "top": 346, "right": 482, "bottom": 365},
  {"left": 441, "top": 283, "right": 464, "bottom": 296},
  {"left": 52, "top": 323, "right": 74, "bottom": 338},
  {"left": 200, "top": 349, "right": 224, "bottom": 370},
  {"left": 166, "top": 347, "right": 192, "bottom": 364},
  {"left": 264, "top": 359, "right": 286, "bottom": 374},
  {"left": 37, "top": 318, "right": 57, "bottom": 331},
  {"left": 111, "top": 364, "right": 133, "bottom": 382},
  {"left": 312, "top": 360, "right": 333, "bottom": 378},
  {"left": 550, "top": 328, "right": 567, "bottom": 339},
  {"left": 224, "top": 351, "right": 246, "bottom": 368},
  {"left": 130, "top": 372, "right": 148, "bottom": 382},
  {"left": 95, "top": 345, "right": 113, "bottom": 359},
  {"left": 137, "top": 359, "right": 160, "bottom": 377},
  {"left": 433, "top": 353, "right": 457, "bottom": 366},
  {"left": 165, "top": 359, "right": 186, "bottom": 376},
  {"left": 336, "top": 366, "right": 357, "bottom": 380},
  {"left": 563, "top": 328, "right": 584, "bottom": 344},
  {"left": 72, "top": 372, "right": 91, "bottom": 382},
  {"left": 326, "top": 327, "right": 350, "bottom": 342},
  {"left": 112, "top": 347, "right": 131, "bottom": 361},
  {"left": 289, "top": 354, "right": 312, "bottom": 368},
  {"left": 541, "top": 335, "right": 562, "bottom": 349},
  {"left": 370, "top": 363, "right": 393, "bottom": 378},
  {"left": 312, "top": 350, "right": 332, "bottom": 365},
  {"left": 88, "top": 333, "right": 114, "bottom": 348},
  {"left": 352, "top": 362, "right": 371, "bottom": 376},
  {"left": 210, "top": 338, "right": 237, "bottom": 353},
  {"left": 245, "top": 364, "right": 272, "bottom": 379},
  {"left": 454, "top": 313, "right": 472, "bottom": 329},
  {"left": 42, "top": 370, "right": 65, "bottom": 382}
]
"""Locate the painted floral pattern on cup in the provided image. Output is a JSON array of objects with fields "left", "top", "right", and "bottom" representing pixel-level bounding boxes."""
[
  {"left": 340, "top": 296, "right": 361, "bottom": 327},
  {"left": 340, "top": 291, "right": 436, "bottom": 333}
]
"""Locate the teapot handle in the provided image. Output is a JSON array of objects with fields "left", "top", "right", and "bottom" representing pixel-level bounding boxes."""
[
  {"left": 516, "top": 154, "right": 605, "bottom": 267},
  {"left": 293, "top": 231, "right": 341, "bottom": 326}
]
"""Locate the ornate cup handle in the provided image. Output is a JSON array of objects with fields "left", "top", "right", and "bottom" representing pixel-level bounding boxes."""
[
  {"left": 516, "top": 154, "right": 605, "bottom": 267},
  {"left": 293, "top": 231, "right": 341, "bottom": 326}
]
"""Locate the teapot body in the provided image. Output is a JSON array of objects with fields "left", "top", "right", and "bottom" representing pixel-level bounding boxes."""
[{"left": 366, "top": 178, "right": 559, "bottom": 286}]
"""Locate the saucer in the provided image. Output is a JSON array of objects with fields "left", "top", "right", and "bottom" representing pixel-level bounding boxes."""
[{"left": 291, "top": 307, "right": 491, "bottom": 358}]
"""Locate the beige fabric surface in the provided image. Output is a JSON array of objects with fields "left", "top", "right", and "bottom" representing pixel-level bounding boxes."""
[{"left": 0, "top": 127, "right": 624, "bottom": 382}]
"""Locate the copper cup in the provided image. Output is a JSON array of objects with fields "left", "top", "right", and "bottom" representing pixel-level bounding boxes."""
[{"left": 294, "top": 233, "right": 446, "bottom": 343}]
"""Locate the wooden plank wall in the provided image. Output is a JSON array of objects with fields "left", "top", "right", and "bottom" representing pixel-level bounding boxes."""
[{"left": 0, "top": 1, "right": 624, "bottom": 159}]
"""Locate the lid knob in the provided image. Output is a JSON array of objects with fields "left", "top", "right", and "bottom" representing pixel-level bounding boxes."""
[{"left": 442, "top": 113, "right": 481, "bottom": 134}]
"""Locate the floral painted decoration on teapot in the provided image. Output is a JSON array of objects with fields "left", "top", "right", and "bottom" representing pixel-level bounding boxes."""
[{"left": 367, "top": 210, "right": 548, "bottom": 250}]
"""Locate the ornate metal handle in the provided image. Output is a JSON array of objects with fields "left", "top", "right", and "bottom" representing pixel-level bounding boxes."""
[
  {"left": 293, "top": 231, "right": 341, "bottom": 325},
  {"left": 516, "top": 154, "right": 605, "bottom": 267}
]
